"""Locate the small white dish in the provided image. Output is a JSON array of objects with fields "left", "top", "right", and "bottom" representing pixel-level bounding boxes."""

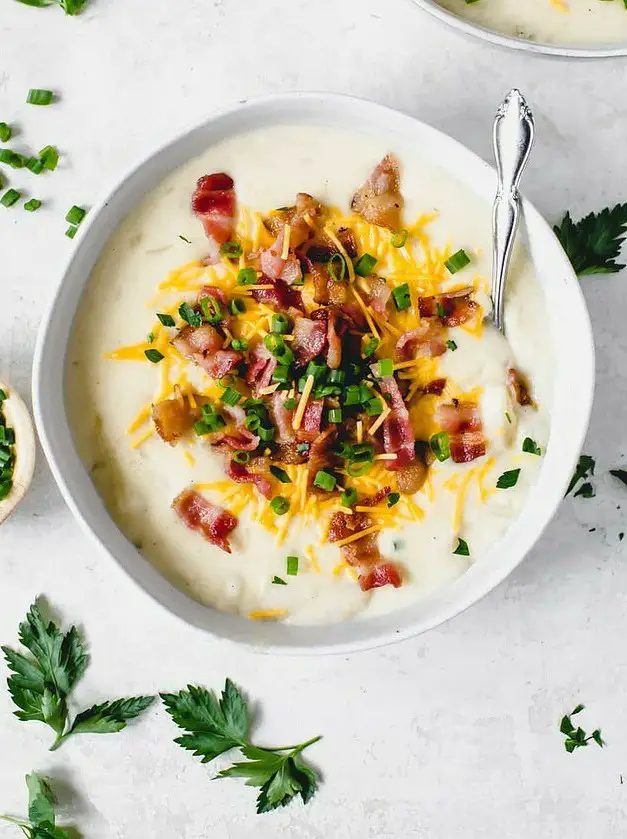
[
  {"left": 412, "top": 0, "right": 627, "bottom": 58},
  {"left": 0, "top": 382, "right": 36, "bottom": 526},
  {"left": 33, "top": 93, "right": 594, "bottom": 654}
]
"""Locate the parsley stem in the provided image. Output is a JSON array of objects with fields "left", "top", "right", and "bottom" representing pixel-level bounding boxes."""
[
  {"left": 0, "top": 815, "right": 30, "bottom": 827},
  {"left": 49, "top": 731, "right": 70, "bottom": 751},
  {"left": 261, "top": 734, "right": 322, "bottom": 754}
]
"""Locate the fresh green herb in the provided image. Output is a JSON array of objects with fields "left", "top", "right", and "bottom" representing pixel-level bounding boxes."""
[
  {"left": 574, "top": 482, "right": 595, "bottom": 499},
  {"left": 270, "top": 497, "right": 290, "bottom": 515},
  {"left": 230, "top": 298, "right": 246, "bottom": 315},
  {"left": 387, "top": 492, "right": 400, "bottom": 508},
  {"left": 65, "top": 205, "right": 86, "bottom": 226},
  {"left": 271, "top": 576, "right": 287, "bottom": 586},
  {"left": 157, "top": 312, "right": 176, "bottom": 327},
  {"left": 286, "top": 556, "right": 299, "bottom": 576},
  {"left": 610, "top": 469, "right": 627, "bottom": 488},
  {"left": 179, "top": 234, "right": 191, "bottom": 243},
  {"left": 328, "top": 253, "right": 346, "bottom": 282},
  {"left": 445, "top": 249, "right": 470, "bottom": 274},
  {"left": 566, "top": 454, "right": 595, "bottom": 496},
  {"left": 446, "top": 339, "right": 457, "bottom": 352},
  {"left": 391, "top": 229, "right": 408, "bottom": 249},
  {"left": 39, "top": 145, "right": 59, "bottom": 171},
  {"left": 505, "top": 412, "right": 512, "bottom": 424},
  {"left": 272, "top": 313, "right": 290, "bottom": 334},
  {"left": 522, "top": 437, "right": 541, "bottom": 456},
  {"left": 65, "top": 225, "right": 78, "bottom": 239},
  {"left": 436, "top": 301, "right": 446, "bottom": 319},
  {"left": 25, "top": 156, "right": 43, "bottom": 174},
  {"left": 2, "top": 601, "right": 154, "bottom": 750},
  {"left": 283, "top": 397, "right": 297, "bottom": 410},
  {"left": 560, "top": 704, "right": 604, "bottom": 753},
  {"left": 237, "top": 267, "right": 257, "bottom": 285},
  {"left": 200, "top": 295, "right": 223, "bottom": 325},
  {"left": 374, "top": 358, "right": 394, "bottom": 378},
  {"left": 231, "top": 337, "right": 248, "bottom": 352},
  {"left": 144, "top": 349, "right": 164, "bottom": 363},
  {"left": 296, "top": 443, "right": 309, "bottom": 454},
  {"left": 16, "top": 0, "right": 90, "bottom": 13},
  {"left": 0, "top": 390, "right": 15, "bottom": 502},
  {"left": 327, "top": 408, "right": 342, "bottom": 424},
  {"left": 27, "top": 89, "right": 54, "bottom": 106},
  {"left": 496, "top": 469, "right": 520, "bottom": 489},
  {"left": 146, "top": 332, "right": 155, "bottom": 344},
  {"left": 0, "top": 771, "right": 75, "bottom": 838},
  {"left": 453, "top": 538, "right": 470, "bottom": 556},
  {"left": 554, "top": 204, "right": 627, "bottom": 276},
  {"left": 194, "top": 403, "right": 225, "bottom": 436},
  {"left": 179, "top": 302, "right": 202, "bottom": 327},
  {"left": 392, "top": 283, "right": 411, "bottom": 311},
  {"left": 161, "top": 680, "right": 321, "bottom": 814},
  {"left": 232, "top": 451, "right": 250, "bottom": 465},
  {"left": 1, "top": 189, "right": 21, "bottom": 208},
  {"left": 0, "top": 123, "right": 11, "bottom": 142},
  {"left": 340, "top": 488, "right": 358, "bottom": 508},
  {"left": 220, "top": 386, "right": 242, "bottom": 407},
  {"left": 354, "top": 253, "right": 377, "bottom": 277},
  {"left": 220, "top": 240, "right": 243, "bottom": 259},
  {"left": 0, "top": 149, "right": 26, "bottom": 168},
  {"left": 362, "top": 336, "right": 379, "bottom": 358},
  {"left": 313, "top": 470, "right": 336, "bottom": 492},
  {"left": 270, "top": 465, "right": 291, "bottom": 484},
  {"left": 23, "top": 199, "right": 42, "bottom": 212},
  {"left": 429, "top": 431, "right": 450, "bottom": 462}
]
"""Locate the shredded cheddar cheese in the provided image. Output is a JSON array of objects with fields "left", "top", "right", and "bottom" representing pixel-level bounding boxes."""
[
  {"left": 292, "top": 374, "right": 315, "bottom": 430},
  {"left": 248, "top": 609, "right": 288, "bottom": 621}
]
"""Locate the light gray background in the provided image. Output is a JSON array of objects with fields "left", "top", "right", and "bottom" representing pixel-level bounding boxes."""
[{"left": 2, "top": 1, "right": 627, "bottom": 836}]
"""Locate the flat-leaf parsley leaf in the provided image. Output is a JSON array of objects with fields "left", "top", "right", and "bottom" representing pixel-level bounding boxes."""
[
  {"left": 560, "top": 704, "right": 604, "bottom": 753},
  {"left": 554, "top": 204, "right": 627, "bottom": 277},
  {"left": 0, "top": 771, "right": 74, "bottom": 837},
  {"left": 566, "top": 454, "right": 595, "bottom": 497}
]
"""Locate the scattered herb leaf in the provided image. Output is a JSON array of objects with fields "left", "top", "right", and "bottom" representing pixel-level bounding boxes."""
[
  {"left": 566, "top": 455, "right": 595, "bottom": 496},
  {"left": 610, "top": 469, "right": 627, "bottom": 488},
  {"left": 496, "top": 469, "right": 520, "bottom": 490},
  {"left": 574, "top": 482, "right": 595, "bottom": 499},
  {"left": 0, "top": 771, "right": 74, "bottom": 838},
  {"left": 554, "top": 204, "right": 627, "bottom": 276},
  {"left": 560, "top": 704, "right": 604, "bottom": 753},
  {"left": 453, "top": 538, "right": 470, "bottom": 556},
  {"left": 522, "top": 437, "right": 542, "bottom": 456}
]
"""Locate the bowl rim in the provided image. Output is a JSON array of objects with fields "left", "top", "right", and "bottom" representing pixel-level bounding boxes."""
[
  {"left": 32, "top": 91, "right": 595, "bottom": 655},
  {"left": 411, "top": 0, "right": 627, "bottom": 58}
]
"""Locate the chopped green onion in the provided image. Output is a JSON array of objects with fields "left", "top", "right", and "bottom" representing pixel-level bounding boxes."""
[
  {"left": 0, "top": 123, "right": 11, "bottom": 143},
  {"left": 270, "top": 496, "right": 290, "bottom": 515},
  {"left": 286, "top": 556, "right": 299, "bottom": 576},
  {"left": 430, "top": 431, "right": 451, "bottom": 462},
  {"left": 363, "top": 336, "right": 379, "bottom": 358},
  {"left": 23, "top": 199, "right": 42, "bottom": 212},
  {"left": 392, "top": 283, "right": 411, "bottom": 311},
  {"left": 179, "top": 235, "right": 191, "bottom": 243},
  {"left": 328, "top": 253, "right": 346, "bottom": 282},
  {"left": 144, "top": 349, "right": 164, "bottom": 363},
  {"left": 27, "top": 89, "right": 54, "bottom": 106},
  {"left": 297, "top": 443, "right": 309, "bottom": 454},
  {"left": 178, "top": 302, "right": 202, "bottom": 327},
  {"left": 271, "top": 365, "right": 290, "bottom": 383},
  {"left": 374, "top": 358, "right": 394, "bottom": 378},
  {"left": 0, "top": 427, "right": 15, "bottom": 445},
  {"left": 0, "top": 481, "right": 12, "bottom": 501},
  {"left": 220, "top": 386, "right": 242, "bottom": 406},
  {"left": 194, "top": 406, "right": 226, "bottom": 435},
  {"left": 272, "top": 313, "right": 290, "bottom": 334},
  {"left": 445, "top": 249, "right": 470, "bottom": 274},
  {"left": 231, "top": 338, "right": 248, "bottom": 352},
  {"left": 258, "top": 425, "right": 275, "bottom": 442},
  {"left": 157, "top": 313, "right": 176, "bottom": 327},
  {"left": 313, "top": 469, "right": 336, "bottom": 491},
  {"left": 0, "top": 149, "right": 26, "bottom": 168},
  {"left": 328, "top": 408, "right": 342, "bottom": 423},
  {"left": 270, "top": 465, "right": 291, "bottom": 483},
  {"left": 65, "top": 225, "right": 78, "bottom": 239},
  {"left": 358, "top": 384, "right": 372, "bottom": 404},
  {"left": 26, "top": 156, "right": 44, "bottom": 174},
  {"left": 232, "top": 450, "right": 250, "bottom": 464},
  {"left": 65, "top": 205, "right": 86, "bottom": 225},
  {"left": 522, "top": 437, "right": 542, "bottom": 456},
  {"left": 272, "top": 576, "right": 287, "bottom": 586},
  {"left": 365, "top": 399, "right": 384, "bottom": 416},
  {"left": 1, "top": 189, "right": 21, "bottom": 208},
  {"left": 344, "top": 385, "right": 362, "bottom": 406},
  {"left": 354, "top": 253, "right": 377, "bottom": 277},
  {"left": 230, "top": 298, "right": 246, "bottom": 315},
  {"left": 327, "top": 369, "right": 345, "bottom": 385},
  {"left": 340, "top": 488, "right": 358, "bottom": 508},
  {"left": 147, "top": 332, "right": 155, "bottom": 344},
  {"left": 505, "top": 412, "right": 512, "bottom": 424},
  {"left": 39, "top": 145, "right": 59, "bottom": 171},
  {"left": 391, "top": 229, "right": 409, "bottom": 249},
  {"left": 220, "top": 240, "right": 242, "bottom": 259},
  {"left": 453, "top": 538, "right": 470, "bottom": 556},
  {"left": 497, "top": 468, "right": 521, "bottom": 489},
  {"left": 387, "top": 492, "right": 400, "bottom": 507},
  {"left": 436, "top": 302, "right": 446, "bottom": 319},
  {"left": 305, "top": 360, "right": 327, "bottom": 382},
  {"left": 200, "top": 295, "right": 223, "bottom": 324},
  {"left": 236, "top": 267, "right": 257, "bottom": 285},
  {"left": 0, "top": 390, "right": 6, "bottom": 401},
  {"left": 264, "top": 334, "right": 285, "bottom": 354},
  {"left": 446, "top": 339, "right": 458, "bottom": 351}
]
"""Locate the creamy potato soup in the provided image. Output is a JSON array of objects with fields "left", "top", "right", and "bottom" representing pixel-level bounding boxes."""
[
  {"left": 434, "top": 0, "right": 627, "bottom": 45},
  {"left": 66, "top": 125, "right": 551, "bottom": 626}
]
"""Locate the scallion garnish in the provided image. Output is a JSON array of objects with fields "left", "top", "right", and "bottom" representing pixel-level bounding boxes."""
[
  {"left": 270, "top": 496, "right": 290, "bottom": 515},
  {"left": 39, "top": 145, "right": 59, "bottom": 171},
  {"left": 362, "top": 336, "right": 379, "bottom": 358},
  {"left": 387, "top": 492, "right": 400, "bottom": 508},
  {"left": 391, "top": 229, "right": 409, "bottom": 249},
  {"left": 283, "top": 397, "right": 297, "bottom": 410},
  {"left": 313, "top": 470, "right": 336, "bottom": 491},
  {"left": 340, "top": 488, "right": 358, "bottom": 508},
  {"left": 453, "top": 538, "right": 470, "bottom": 556},
  {"left": 27, "top": 89, "right": 54, "bottom": 106},
  {"left": 236, "top": 267, "right": 257, "bottom": 285},
  {"left": 328, "top": 253, "right": 346, "bottom": 282},
  {"left": 23, "top": 198, "right": 42, "bottom": 212},
  {"left": 232, "top": 451, "right": 250, "bottom": 465},
  {"left": 258, "top": 425, "right": 276, "bottom": 442},
  {"left": 65, "top": 205, "right": 86, "bottom": 226},
  {"left": 496, "top": 469, "right": 521, "bottom": 489},
  {"left": 1, "top": 189, "right": 21, "bottom": 208},
  {"left": 271, "top": 576, "right": 287, "bottom": 586},
  {"left": 65, "top": 225, "right": 78, "bottom": 239},
  {"left": 230, "top": 298, "right": 246, "bottom": 315},
  {"left": 445, "top": 249, "right": 470, "bottom": 274},
  {"left": 220, "top": 240, "right": 242, "bottom": 259},
  {"left": 327, "top": 408, "right": 342, "bottom": 424},
  {"left": 220, "top": 386, "right": 242, "bottom": 406},
  {"left": 446, "top": 339, "right": 458, "bottom": 351},
  {"left": 522, "top": 437, "right": 541, "bottom": 456},
  {"left": 286, "top": 556, "right": 299, "bottom": 576},
  {"left": 157, "top": 313, "right": 176, "bottom": 327},
  {"left": 200, "top": 295, "right": 223, "bottom": 325},
  {"left": 231, "top": 338, "right": 248, "bottom": 352},
  {"left": 328, "top": 369, "right": 345, "bottom": 385},
  {"left": 392, "top": 283, "right": 411, "bottom": 311},
  {"left": 365, "top": 399, "right": 383, "bottom": 416},
  {"left": 272, "top": 313, "right": 290, "bottom": 334},
  {"left": 26, "top": 156, "right": 44, "bottom": 175},
  {"left": 429, "top": 431, "right": 450, "bottom": 462},
  {"left": 0, "top": 123, "right": 12, "bottom": 142},
  {"left": 144, "top": 349, "right": 164, "bottom": 363},
  {"left": 179, "top": 302, "right": 202, "bottom": 327},
  {"left": 354, "top": 253, "right": 377, "bottom": 277},
  {"left": 271, "top": 365, "right": 291, "bottom": 383},
  {"left": 179, "top": 235, "right": 191, "bottom": 243},
  {"left": 0, "top": 149, "right": 26, "bottom": 168},
  {"left": 374, "top": 358, "right": 394, "bottom": 378},
  {"left": 436, "top": 302, "right": 446, "bottom": 319},
  {"left": 270, "top": 465, "right": 291, "bottom": 484}
]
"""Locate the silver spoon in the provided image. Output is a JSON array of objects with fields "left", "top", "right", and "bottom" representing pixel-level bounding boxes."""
[{"left": 491, "top": 89, "right": 535, "bottom": 335}]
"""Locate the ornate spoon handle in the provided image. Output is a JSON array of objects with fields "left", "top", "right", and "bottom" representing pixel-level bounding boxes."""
[{"left": 491, "top": 89, "right": 535, "bottom": 334}]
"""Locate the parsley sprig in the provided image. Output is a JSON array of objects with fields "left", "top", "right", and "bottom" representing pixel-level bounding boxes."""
[
  {"left": 554, "top": 204, "right": 627, "bottom": 277},
  {"left": 161, "top": 679, "right": 321, "bottom": 814},
  {"left": 566, "top": 454, "right": 595, "bottom": 497},
  {"left": 0, "top": 772, "right": 74, "bottom": 838},
  {"left": 2, "top": 601, "right": 154, "bottom": 750},
  {"left": 560, "top": 704, "right": 604, "bottom": 753},
  {"left": 15, "top": 0, "right": 88, "bottom": 14}
]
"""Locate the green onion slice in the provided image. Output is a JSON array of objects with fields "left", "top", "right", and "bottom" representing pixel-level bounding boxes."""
[
  {"left": 354, "top": 253, "right": 377, "bottom": 277},
  {"left": 144, "top": 349, "right": 164, "bottom": 363},
  {"left": 391, "top": 229, "right": 409, "bottom": 249},
  {"left": 313, "top": 469, "right": 337, "bottom": 491},
  {"left": 387, "top": 492, "right": 400, "bottom": 507},
  {"left": 272, "top": 576, "right": 287, "bottom": 585},
  {"left": 236, "top": 267, "right": 257, "bottom": 285},
  {"left": 220, "top": 386, "right": 242, "bottom": 406},
  {"left": 157, "top": 313, "right": 176, "bottom": 327},
  {"left": 286, "top": 556, "right": 299, "bottom": 576},
  {"left": 1, "top": 189, "right": 20, "bottom": 207},
  {"left": 0, "top": 123, "right": 11, "bottom": 142},
  {"left": 270, "top": 496, "right": 290, "bottom": 515},
  {"left": 445, "top": 249, "right": 470, "bottom": 274},
  {"left": 220, "top": 240, "right": 243, "bottom": 259},
  {"left": 39, "top": 145, "right": 59, "bottom": 171},
  {"left": 392, "top": 283, "right": 411, "bottom": 311},
  {"left": 270, "top": 465, "right": 291, "bottom": 483},
  {"left": 24, "top": 199, "right": 42, "bottom": 212},
  {"left": 429, "top": 431, "right": 451, "bottom": 462},
  {"left": 232, "top": 450, "right": 250, "bottom": 464},
  {"left": 178, "top": 302, "right": 202, "bottom": 327},
  {"left": 27, "top": 89, "right": 54, "bottom": 106},
  {"left": 65, "top": 205, "right": 86, "bottom": 225},
  {"left": 453, "top": 538, "right": 470, "bottom": 556},
  {"left": 340, "top": 488, "right": 358, "bottom": 508},
  {"left": 328, "top": 253, "right": 346, "bottom": 283}
]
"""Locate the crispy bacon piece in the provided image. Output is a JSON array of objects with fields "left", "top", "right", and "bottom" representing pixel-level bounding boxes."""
[
  {"left": 375, "top": 372, "right": 416, "bottom": 471},
  {"left": 424, "top": 378, "right": 447, "bottom": 395},
  {"left": 270, "top": 391, "right": 295, "bottom": 443},
  {"left": 351, "top": 154, "right": 404, "bottom": 230},
  {"left": 436, "top": 401, "right": 486, "bottom": 464},
  {"left": 300, "top": 226, "right": 358, "bottom": 262},
  {"left": 359, "top": 563, "right": 402, "bottom": 592},
  {"left": 172, "top": 325, "right": 241, "bottom": 379},
  {"left": 418, "top": 288, "right": 478, "bottom": 327},
  {"left": 202, "top": 349, "right": 243, "bottom": 379},
  {"left": 292, "top": 316, "right": 326, "bottom": 365},
  {"left": 172, "top": 489, "right": 237, "bottom": 553},
  {"left": 298, "top": 399, "right": 324, "bottom": 442},
  {"left": 226, "top": 458, "right": 273, "bottom": 499},
  {"left": 395, "top": 321, "right": 447, "bottom": 360},
  {"left": 326, "top": 309, "right": 342, "bottom": 369},
  {"left": 152, "top": 397, "right": 196, "bottom": 445},
  {"left": 273, "top": 442, "right": 308, "bottom": 465},
  {"left": 191, "top": 174, "right": 236, "bottom": 264},
  {"left": 328, "top": 510, "right": 380, "bottom": 564},
  {"left": 358, "top": 486, "right": 392, "bottom": 508},
  {"left": 306, "top": 427, "right": 335, "bottom": 488},
  {"left": 199, "top": 285, "right": 229, "bottom": 305},
  {"left": 251, "top": 278, "right": 304, "bottom": 314},
  {"left": 508, "top": 367, "right": 536, "bottom": 408},
  {"left": 265, "top": 193, "right": 321, "bottom": 248},
  {"left": 211, "top": 429, "right": 260, "bottom": 452},
  {"left": 245, "top": 343, "right": 276, "bottom": 395},
  {"left": 366, "top": 277, "right": 392, "bottom": 320}
]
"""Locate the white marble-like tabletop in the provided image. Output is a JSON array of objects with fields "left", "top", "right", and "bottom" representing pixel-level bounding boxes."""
[{"left": 2, "top": 1, "right": 627, "bottom": 836}]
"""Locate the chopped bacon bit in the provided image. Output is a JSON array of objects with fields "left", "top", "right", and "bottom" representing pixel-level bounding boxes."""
[
  {"left": 173, "top": 325, "right": 241, "bottom": 378},
  {"left": 292, "top": 316, "right": 326, "bottom": 365},
  {"left": 326, "top": 309, "right": 342, "bottom": 369},
  {"left": 270, "top": 391, "right": 296, "bottom": 443},
  {"left": 306, "top": 427, "right": 335, "bottom": 488},
  {"left": 395, "top": 321, "right": 447, "bottom": 360},
  {"left": 298, "top": 398, "right": 324, "bottom": 441},
  {"left": 359, "top": 563, "right": 402, "bottom": 591},
  {"left": 251, "top": 278, "right": 304, "bottom": 314},
  {"left": 351, "top": 154, "right": 404, "bottom": 230},
  {"left": 245, "top": 343, "right": 277, "bottom": 395},
  {"left": 191, "top": 174, "right": 236, "bottom": 264},
  {"left": 418, "top": 288, "right": 478, "bottom": 327},
  {"left": 358, "top": 486, "right": 392, "bottom": 508},
  {"left": 396, "top": 461, "right": 427, "bottom": 495},
  {"left": 328, "top": 507, "right": 382, "bottom": 568},
  {"left": 211, "top": 429, "right": 260, "bottom": 452},
  {"left": 172, "top": 489, "right": 237, "bottom": 553},
  {"left": 366, "top": 277, "right": 391, "bottom": 320},
  {"left": 265, "top": 193, "right": 321, "bottom": 249},
  {"left": 301, "top": 226, "right": 358, "bottom": 262},
  {"left": 152, "top": 397, "right": 196, "bottom": 445},
  {"left": 199, "top": 285, "right": 229, "bottom": 305},
  {"left": 226, "top": 458, "right": 273, "bottom": 499},
  {"left": 436, "top": 401, "right": 486, "bottom": 464},
  {"left": 280, "top": 256, "right": 303, "bottom": 286},
  {"left": 273, "top": 442, "right": 309, "bottom": 465},
  {"left": 306, "top": 259, "right": 330, "bottom": 305},
  {"left": 202, "top": 349, "right": 243, "bottom": 379},
  {"left": 375, "top": 371, "right": 416, "bottom": 471},
  {"left": 424, "top": 378, "right": 447, "bottom": 395},
  {"left": 508, "top": 367, "right": 536, "bottom": 408}
]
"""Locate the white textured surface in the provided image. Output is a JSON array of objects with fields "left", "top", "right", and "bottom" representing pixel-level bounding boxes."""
[{"left": 1, "top": 1, "right": 627, "bottom": 836}]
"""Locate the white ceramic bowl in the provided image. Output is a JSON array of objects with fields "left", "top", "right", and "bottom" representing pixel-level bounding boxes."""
[
  {"left": 412, "top": 0, "right": 627, "bottom": 58},
  {"left": 33, "top": 93, "right": 594, "bottom": 654}
]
